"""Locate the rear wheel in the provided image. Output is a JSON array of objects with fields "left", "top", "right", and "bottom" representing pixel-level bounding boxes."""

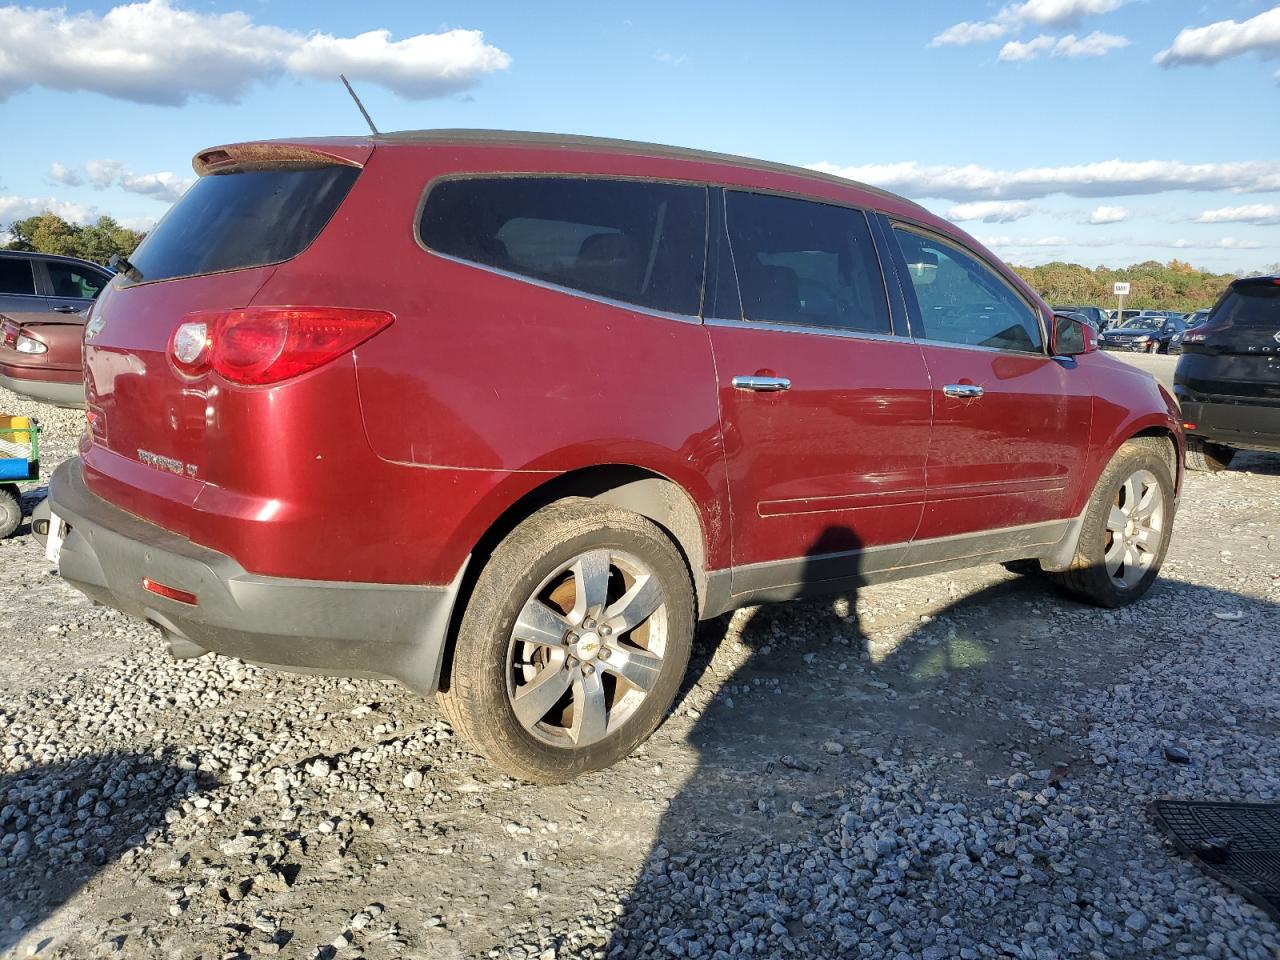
[
  {"left": 0, "top": 485, "right": 21, "bottom": 539},
  {"left": 1050, "top": 438, "right": 1175, "bottom": 608},
  {"left": 438, "top": 500, "right": 695, "bottom": 783},
  {"left": 1184, "top": 437, "right": 1236, "bottom": 473}
]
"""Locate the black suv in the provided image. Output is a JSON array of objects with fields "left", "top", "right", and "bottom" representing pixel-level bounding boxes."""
[{"left": 1174, "top": 277, "right": 1280, "bottom": 471}]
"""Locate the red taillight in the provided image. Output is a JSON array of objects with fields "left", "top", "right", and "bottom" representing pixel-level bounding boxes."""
[
  {"left": 1182, "top": 421, "right": 1197, "bottom": 431},
  {"left": 168, "top": 307, "right": 393, "bottom": 386},
  {"left": 142, "top": 578, "right": 199, "bottom": 605}
]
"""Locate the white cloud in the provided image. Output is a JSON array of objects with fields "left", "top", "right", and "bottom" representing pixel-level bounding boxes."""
[
  {"left": 948, "top": 200, "right": 1035, "bottom": 223},
  {"left": 652, "top": 50, "right": 690, "bottom": 66},
  {"left": 0, "top": 196, "right": 99, "bottom": 226},
  {"left": 808, "top": 158, "right": 1280, "bottom": 201},
  {"left": 47, "top": 163, "right": 83, "bottom": 187},
  {"left": 1156, "top": 7, "right": 1280, "bottom": 68},
  {"left": 1054, "top": 31, "right": 1130, "bottom": 57},
  {"left": 1000, "top": 30, "right": 1129, "bottom": 61},
  {"left": 1000, "top": 36, "right": 1056, "bottom": 61},
  {"left": 979, "top": 234, "right": 1264, "bottom": 251},
  {"left": 931, "top": 21, "right": 1011, "bottom": 46},
  {"left": 84, "top": 160, "right": 194, "bottom": 203},
  {"left": 1089, "top": 205, "right": 1131, "bottom": 224},
  {"left": 932, "top": 0, "right": 1131, "bottom": 46},
  {"left": 0, "top": 0, "right": 512, "bottom": 105},
  {"left": 1194, "top": 204, "right": 1280, "bottom": 226}
]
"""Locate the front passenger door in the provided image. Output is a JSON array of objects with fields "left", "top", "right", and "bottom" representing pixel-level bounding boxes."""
[
  {"left": 42, "top": 259, "right": 111, "bottom": 316},
  {"left": 886, "top": 222, "right": 1092, "bottom": 545}
]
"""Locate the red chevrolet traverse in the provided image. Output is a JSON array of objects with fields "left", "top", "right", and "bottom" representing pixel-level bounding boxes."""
[{"left": 38, "top": 131, "right": 1182, "bottom": 782}]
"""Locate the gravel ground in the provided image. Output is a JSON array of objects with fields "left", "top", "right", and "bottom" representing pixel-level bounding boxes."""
[{"left": 2, "top": 384, "right": 1279, "bottom": 960}]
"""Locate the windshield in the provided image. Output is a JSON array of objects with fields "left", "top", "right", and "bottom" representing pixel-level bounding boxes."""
[{"left": 1117, "top": 317, "right": 1157, "bottom": 329}]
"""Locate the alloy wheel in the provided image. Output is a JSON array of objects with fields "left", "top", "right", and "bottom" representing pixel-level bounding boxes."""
[
  {"left": 506, "top": 549, "right": 668, "bottom": 748},
  {"left": 1103, "top": 468, "right": 1165, "bottom": 590}
]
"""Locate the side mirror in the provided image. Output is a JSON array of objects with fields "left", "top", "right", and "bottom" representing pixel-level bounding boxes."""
[{"left": 1052, "top": 313, "right": 1097, "bottom": 356}]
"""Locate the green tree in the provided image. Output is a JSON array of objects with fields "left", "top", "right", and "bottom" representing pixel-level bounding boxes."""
[{"left": 3, "top": 211, "right": 144, "bottom": 266}]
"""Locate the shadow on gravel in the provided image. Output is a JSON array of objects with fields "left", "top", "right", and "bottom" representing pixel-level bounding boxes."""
[
  {"left": 0, "top": 749, "right": 205, "bottom": 953},
  {"left": 604, "top": 524, "right": 1280, "bottom": 957}
]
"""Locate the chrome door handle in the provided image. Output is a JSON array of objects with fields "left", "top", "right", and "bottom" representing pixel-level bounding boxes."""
[
  {"left": 52, "top": 306, "right": 80, "bottom": 314},
  {"left": 943, "top": 383, "right": 984, "bottom": 399},
  {"left": 732, "top": 375, "right": 791, "bottom": 393}
]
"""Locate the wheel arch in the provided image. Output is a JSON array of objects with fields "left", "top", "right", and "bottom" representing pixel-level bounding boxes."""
[{"left": 435, "top": 464, "right": 715, "bottom": 693}]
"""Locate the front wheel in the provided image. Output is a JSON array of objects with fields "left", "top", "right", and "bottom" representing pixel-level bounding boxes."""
[
  {"left": 1050, "top": 438, "right": 1175, "bottom": 608},
  {"left": 0, "top": 485, "right": 21, "bottom": 539},
  {"left": 438, "top": 500, "right": 695, "bottom": 783}
]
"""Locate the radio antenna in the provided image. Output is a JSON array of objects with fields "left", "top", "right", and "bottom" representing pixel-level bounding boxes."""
[{"left": 340, "top": 74, "right": 379, "bottom": 135}]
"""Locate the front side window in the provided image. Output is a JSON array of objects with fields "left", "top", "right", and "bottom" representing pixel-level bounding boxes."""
[
  {"left": 0, "top": 258, "right": 36, "bottom": 296},
  {"left": 420, "top": 177, "right": 707, "bottom": 316},
  {"left": 724, "top": 191, "right": 890, "bottom": 334},
  {"left": 47, "top": 262, "right": 109, "bottom": 300},
  {"left": 893, "top": 226, "right": 1043, "bottom": 353}
]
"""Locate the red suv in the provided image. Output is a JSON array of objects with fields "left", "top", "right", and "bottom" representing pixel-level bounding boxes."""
[{"left": 39, "top": 131, "right": 1183, "bottom": 782}]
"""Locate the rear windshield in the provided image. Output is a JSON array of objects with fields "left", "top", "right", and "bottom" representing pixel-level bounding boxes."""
[
  {"left": 1213, "top": 284, "right": 1280, "bottom": 329},
  {"left": 126, "top": 166, "right": 360, "bottom": 284}
]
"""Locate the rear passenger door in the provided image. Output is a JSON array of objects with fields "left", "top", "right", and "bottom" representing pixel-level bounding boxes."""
[
  {"left": 884, "top": 222, "right": 1092, "bottom": 544},
  {"left": 42, "top": 259, "right": 111, "bottom": 315},
  {"left": 706, "top": 190, "right": 932, "bottom": 594}
]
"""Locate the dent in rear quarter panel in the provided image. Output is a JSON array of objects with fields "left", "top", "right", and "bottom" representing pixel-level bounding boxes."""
[
  {"left": 1074, "top": 353, "right": 1184, "bottom": 512},
  {"left": 254, "top": 143, "right": 732, "bottom": 573}
]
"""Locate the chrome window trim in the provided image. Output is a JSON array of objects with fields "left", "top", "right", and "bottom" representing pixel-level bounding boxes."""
[
  {"left": 704, "top": 315, "right": 909, "bottom": 345},
  {"left": 0, "top": 292, "right": 44, "bottom": 300},
  {"left": 425, "top": 250, "right": 704, "bottom": 326}
]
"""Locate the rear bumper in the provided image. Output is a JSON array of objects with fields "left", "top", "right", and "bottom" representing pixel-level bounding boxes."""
[
  {"left": 1175, "top": 396, "right": 1280, "bottom": 452},
  {"left": 0, "top": 370, "right": 85, "bottom": 408},
  {"left": 44, "top": 458, "right": 465, "bottom": 694}
]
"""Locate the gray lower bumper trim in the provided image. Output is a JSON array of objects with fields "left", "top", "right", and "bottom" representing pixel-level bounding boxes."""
[
  {"left": 47, "top": 459, "right": 464, "bottom": 694},
  {"left": 0, "top": 373, "right": 86, "bottom": 408}
]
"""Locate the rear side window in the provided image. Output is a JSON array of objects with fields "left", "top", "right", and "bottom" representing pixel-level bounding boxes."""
[
  {"left": 47, "top": 261, "right": 109, "bottom": 300},
  {"left": 892, "top": 226, "right": 1043, "bottom": 353},
  {"left": 420, "top": 177, "right": 707, "bottom": 316},
  {"left": 0, "top": 258, "right": 36, "bottom": 296},
  {"left": 126, "top": 166, "right": 360, "bottom": 284},
  {"left": 724, "top": 191, "right": 890, "bottom": 334}
]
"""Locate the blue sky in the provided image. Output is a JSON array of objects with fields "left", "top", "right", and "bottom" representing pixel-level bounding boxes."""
[{"left": 2, "top": 0, "right": 1278, "bottom": 272}]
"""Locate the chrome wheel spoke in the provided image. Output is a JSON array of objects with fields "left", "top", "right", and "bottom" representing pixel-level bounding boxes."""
[
  {"left": 1104, "top": 536, "right": 1125, "bottom": 576},
  {"left": 570, "top": 669, "right": 608, "bottom": 744},
  {"left": 1107, "top": 505, "right": 1128, "bottom": 534},
  {"left": 514, "top": 598, "right": 571, "bottom": 647},
  {"left": 511, "top": 662, "right": 572, "bottom": 728},
  {"left": 571, "top": 550, "right": 612, "bottom": 622},
  {"left": 1120, "top": 476, "right": 1140, "bottom": 515},
  {"left": 1134, "top": 485, "right": 1160, "bottom": 520},
  {"left": 601, "top": 644, "right": 663, "bottom": 692},
  {"left": 1134, "top": 527, "right": 1160, "bottom": 551},
  {"left": 604, "top": 573, "right": 663, "bottom": 633}
]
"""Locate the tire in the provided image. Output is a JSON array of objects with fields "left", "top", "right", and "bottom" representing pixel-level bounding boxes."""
[
  {"left": 1184, "top": 437, "right": 1236, "bottom": 473},
  {"left": 0, "top": 485, "right": 21, "bottom": 539},
  {"left": 438, "top": 499, "right": 695, "bottom": 783},
  {"left": 1049, "top": 437, "right": 1175, "bottom": 608}
]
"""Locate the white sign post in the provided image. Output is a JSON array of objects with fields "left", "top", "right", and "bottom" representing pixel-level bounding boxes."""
[{"left": 1113, "top": 282, "right": 1130, "bottom": 324}]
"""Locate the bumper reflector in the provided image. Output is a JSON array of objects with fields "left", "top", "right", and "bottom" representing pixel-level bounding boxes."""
[
  {"left": 1182, "top": 421, "right": 1197, "bottom": 431},
  {"left": 142, "top": 578, "right": 199, "bottom": 606}
]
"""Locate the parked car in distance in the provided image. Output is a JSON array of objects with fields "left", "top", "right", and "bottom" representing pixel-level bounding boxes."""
[
  {"left": 0, "top": 251, "right": 112, "bottom": 318},
  {"left": 1183, "top": 308, "right": 1211, "bottom": 325},
  {"left": 37, "top": 130, "right": 1184, "bottom": 782},
  {"left": 1175, "top": 276, "right": 1280, "bottom": 471},
  {"left": 0, "top": 310, "right": 90, "bottom": 407},
  {"left": 1099, "top": 314, "right": 1186, "bottom": 353},
  {"left": 1051, "top": 304, "right": 1106, "bottom": 330}
]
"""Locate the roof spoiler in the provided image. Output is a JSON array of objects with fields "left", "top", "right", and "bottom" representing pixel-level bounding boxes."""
[{"left": 192, "top": 143, "right": 370, "bottom": 177}]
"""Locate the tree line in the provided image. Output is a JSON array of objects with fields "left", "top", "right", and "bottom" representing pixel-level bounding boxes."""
[
  {"left": 3, "top": 211, "right": 145, "bottom": 266},
  {"left": 1, "top": 211, "right": 1265, "bottom": 313},
  {"left": 1010, "top": 259, "right": 1249, "bottom": 313}
]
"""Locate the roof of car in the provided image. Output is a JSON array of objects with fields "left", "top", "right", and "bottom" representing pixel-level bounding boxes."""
[
  {"left": 0, "top": 249, "right": 113, "bottom": 270},
  {"left": 375, "top": 128, "right": 927, "bottom": 213}
]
